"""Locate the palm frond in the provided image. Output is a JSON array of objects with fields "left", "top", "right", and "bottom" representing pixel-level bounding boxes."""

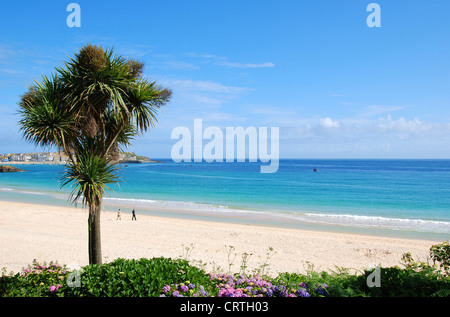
[
  {"left": 103, "top": 109, "right": 137, "bottom": 150},
  {"left": 125, "top": 79, "right": 172, "bottom": 133},
  {"left": 17, "top": 74, "right": 77, "bottom": 149},
  {"left": 60, "top": 144, "right": 119, "bottom": 208}
]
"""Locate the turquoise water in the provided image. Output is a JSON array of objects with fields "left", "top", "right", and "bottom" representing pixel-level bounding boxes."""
[{"left": 0, "top": 159, "right": 449, "bottom": 240}]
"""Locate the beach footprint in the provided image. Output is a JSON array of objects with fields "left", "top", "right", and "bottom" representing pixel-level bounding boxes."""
[{"left": 355, "top": 248, "right": 392, "bottom": 258}]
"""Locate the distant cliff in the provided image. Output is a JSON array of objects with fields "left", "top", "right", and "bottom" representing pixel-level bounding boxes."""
[
  {"left": 118, "top": 152, "right": 164, "bottom": 164},
  {"left": 0, "top": 165, "right": 27, "bottom": 172}
]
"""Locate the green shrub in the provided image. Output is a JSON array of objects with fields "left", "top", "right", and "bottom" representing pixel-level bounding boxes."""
[
  {"left": 361, "top": 266, "right": 450, "bottom": 297},
  {"left": 61, "top": 257, "right": 213, "bottom": 297},
  {"left": 274, "top": 265, "right": 450, "bottom": 297},
  {"left": 276, "top": 270, "right": 368, "bottom": 297},
  {"left": 430, "top": 241, "right": 450, "bottom": 276}
]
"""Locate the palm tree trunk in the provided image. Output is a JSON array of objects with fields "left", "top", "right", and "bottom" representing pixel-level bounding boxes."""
[{"left": 88, "top": 203, "right": 102, "bottom": 265}]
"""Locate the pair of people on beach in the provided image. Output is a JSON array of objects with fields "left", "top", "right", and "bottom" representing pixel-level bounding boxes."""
[{"left": 116, "top": 208, "right": 137, "bottom": 220}]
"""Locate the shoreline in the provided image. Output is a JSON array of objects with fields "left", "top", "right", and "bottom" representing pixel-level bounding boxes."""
[
  {"left": 1, "top": 188, "right": 446, "bottom": 242},
  {"left": 0, "top": 200, "right": 441, "bottom": 276},
  {"left": 0, "top": 161, "right": 66, "bottom": 165}
]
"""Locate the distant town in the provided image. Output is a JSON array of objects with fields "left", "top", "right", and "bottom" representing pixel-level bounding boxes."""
[
  {"left": 1, "top": 152, "right": 68, "bottom": 163},
  {"left": 0, "top": 152, "right": 156, "bottom": 163}
]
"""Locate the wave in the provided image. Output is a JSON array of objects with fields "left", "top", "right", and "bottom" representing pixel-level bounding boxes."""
[
  {"left": 101, "top": 195, "right": 450, "bottom": 234},
  {"left": 0, "top": 187, "right": 48, "bottom": 196},
  {"left": 296, "top": 212, "right": 450, "bottom": 234},
  {"left": 103, "top": 196, "right": 263, "bottom": 214},
  {"left": 103, "top": 197, "right": 157, "bottom": 204}
]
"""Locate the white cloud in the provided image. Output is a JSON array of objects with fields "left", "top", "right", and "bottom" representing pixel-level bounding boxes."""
[
  {"left": 320, "top": 117, "right": 341, "bottom": 128},
  {"left": 156, "top": 78, "right": 251, "bottom": 117},
  {"left": 218, "top": 61, "right": 275, "bottom": 69},
  {"left": 161, "top": 60, "right": 199, "bottom": 70},
  {"left": 162, "top": 78, "right": 249, "bottom": 95},
  {"left": 277, "top": 114, "right": 450, "bottom": 158},
  {"left": 376, "top": 115, "right": 428, "bottom": 132},
  {"left": 358, "top": 105, "right": 408, "bottom": 118},
  {"left": 188, "top": 52, "right": 275, "bottom": 69},
  {"left": 0, "top": 67, "right": 24, "bottom": 75}
]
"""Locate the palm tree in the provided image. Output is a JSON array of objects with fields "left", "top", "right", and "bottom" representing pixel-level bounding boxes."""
[{"left": 18, "top": 44, "right": 172, "bottom": 265}]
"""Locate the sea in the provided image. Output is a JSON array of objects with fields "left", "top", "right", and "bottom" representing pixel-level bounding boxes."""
[{"left": 0, "top": 159, "right": 449, "bottom": 241}]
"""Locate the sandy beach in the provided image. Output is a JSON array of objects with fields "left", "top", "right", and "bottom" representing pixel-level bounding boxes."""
[{"left": 0, "top": 200, "right": 442, "bottom": 277}]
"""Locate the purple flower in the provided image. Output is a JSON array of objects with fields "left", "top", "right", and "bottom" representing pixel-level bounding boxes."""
[
  {"left": 299, "top": 282, "right": 309, "bottom": 290},
  {"left": 49, "top": 286, "right": 57, "bottom": 293},
  {"left": 172, "top": 291, "right": 180, "bottom": 297},
  {"left": 180, "top": 285, "right": 189, "bottom": 292},
  {"left": 199, "top": 286, "right": 207, "bottom": 296},
  {"left": 162, "top": 285, "right": 171, "bottom": 294},
  {"left": 296, "top": 288, "right": 311, "bottom": 297},
  {"left": 316, "top": 284, "right": 328, "bottom": 296}
]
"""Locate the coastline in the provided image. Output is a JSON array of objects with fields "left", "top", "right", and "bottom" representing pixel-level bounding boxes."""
[
  {"left": 0, "top": 160, "right": 157, "bottom": 166},
  {"left": 0, "top": 200, "right": 440, "bottom": 276},
  {"left": 0, "top": 161, "right": 66, "bottom": 165}
]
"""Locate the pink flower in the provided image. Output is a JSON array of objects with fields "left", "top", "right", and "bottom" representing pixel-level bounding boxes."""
[
  {"left": 234, "top": 289, "right": 243, "bottom": 296},
  {"left": 49, "top": 286, "right": 57, "bottom": 293}
]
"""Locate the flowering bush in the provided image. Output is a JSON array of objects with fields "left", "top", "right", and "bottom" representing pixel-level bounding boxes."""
[
  {"left": 160, "top": 281, "right": 209, "bottom": 297},
  {"left": 160, "top": 273, "right": 329, "bottom": 297},
  {"left": 2, "top": 251, "right": 449, "bottom": 297},
  {"left": 0, "top": 260, "right": 69, "bottom": 297}
]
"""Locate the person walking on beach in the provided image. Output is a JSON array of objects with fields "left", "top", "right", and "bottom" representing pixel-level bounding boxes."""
[
  {"left": 116, "top": 209, "right": 121, "bottom": 220},
  {"left": 131, "top": 209, "right": 137, "bottom": 221}
]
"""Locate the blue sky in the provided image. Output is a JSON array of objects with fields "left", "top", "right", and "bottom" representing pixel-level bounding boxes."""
[{"left": 1, "top": 0, "right": 450, "bottom": 159}]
